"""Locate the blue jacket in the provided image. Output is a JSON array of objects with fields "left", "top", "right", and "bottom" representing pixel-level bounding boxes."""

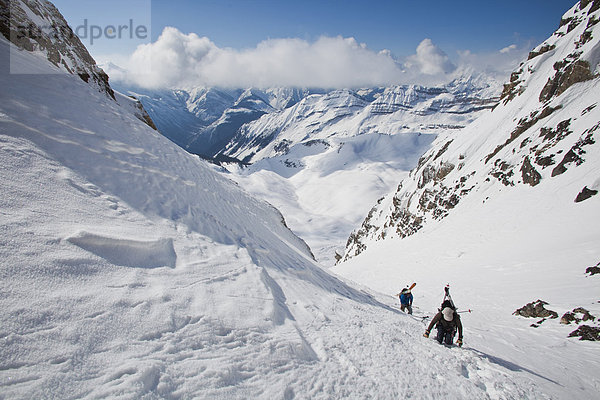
[{"left": 400, "top": 292, "right": 413, "bottom": 305}]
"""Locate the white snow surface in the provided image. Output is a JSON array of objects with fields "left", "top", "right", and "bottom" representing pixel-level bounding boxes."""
[
  {"left": 0, "top": 35, "right": 571, "bottom": 400},
  {"left": 226, "top": 132, "right": 436, "bottom": 266}
]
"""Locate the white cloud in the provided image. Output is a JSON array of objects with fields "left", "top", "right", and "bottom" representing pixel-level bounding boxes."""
[
  {"left": 102, "top": 28, "right": 525, "bottom": 90},
  {"left": 500, "top": 44, "right": 518, "bottom": 54},
  {"left": 107, "top": 27, "right": 408, "bottom": 89},
  {"left": 405, "top": 38, "right": 456, "bottom": 76}
]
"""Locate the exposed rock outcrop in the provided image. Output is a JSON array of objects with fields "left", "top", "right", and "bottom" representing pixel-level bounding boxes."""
[
  {"left": 586, "top": 261, "right": 600, "bottom": 275},
  {"left": 0, "top": 0, "right": 115, "bottom": 99},
  {"left": 539, "top": 59, "right": 594, "bottom": 102},
  {"left": 568, "top": 325, "right": 600, "bottom": 341},
  {"left": 560, "top": 307, "right": 596, "bottom": 324},
  {"left": 575, "top": 186, "right": 598, "bottom": 202},
  {"left": 513, "top": 300, "right": 559, "bottom": 319},
  {"left": 521, "top": 156, "right": 542, "bottom": 186}
]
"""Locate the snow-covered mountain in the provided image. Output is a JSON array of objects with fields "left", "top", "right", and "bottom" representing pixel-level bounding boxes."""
[
  {"left": 115, "top": 68, "right": 500, "bottom": 266},
  {"left": 222, "top": 77, "right": 499, "bottom": 164},
  {"left": 338, "top": 0, "right": 600, "bottom": 262},
  {"left": 2, "top": 0, "right": 599, "bottom": 399},
  {"left": 214, "top": 75, "right": 500, "bottom": 265},
  {"left": 118, "top": 77, "right": 499, "bottom": 163},
  {"left": 114, "top": 84, "right": 316, "bottom": 159},
  {"left": 331, "top": 1, "right": 600, "bottom": 396}
]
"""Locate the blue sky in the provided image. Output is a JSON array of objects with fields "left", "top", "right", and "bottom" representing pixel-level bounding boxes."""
[
  {"left": 50, "top": 0, "right": 579, "bottom": 88},
  {"left": 52, "top": 0, "right": 577, "bottom": 58},
  {"left": 151, "top": 0, "right": 576, "bottom": 55}
]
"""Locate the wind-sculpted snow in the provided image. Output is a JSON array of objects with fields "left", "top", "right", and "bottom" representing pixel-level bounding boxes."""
[{"left": 67, "top": 232, "right": 177, "bottom": 268}]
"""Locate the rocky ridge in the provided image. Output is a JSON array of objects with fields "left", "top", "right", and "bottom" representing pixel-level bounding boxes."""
[
  {"left": 0, "top": 0, "right": 156, "bottom": 130},
  {"left": 0, "top": 0, "right": 113, "bottom": 97},
  {"left": 340, "top": 1, "right": 600, "bottom": 263}
]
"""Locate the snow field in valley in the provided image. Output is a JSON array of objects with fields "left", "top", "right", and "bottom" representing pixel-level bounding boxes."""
[
  {"left": 0, "top": 39, "right": 555, "bottom": 398},
  {"left": 227, "top": 132, "right": 436, "bottom": 266}
]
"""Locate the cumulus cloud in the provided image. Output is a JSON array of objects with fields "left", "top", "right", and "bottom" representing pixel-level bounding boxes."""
[
  {"left": 107, "top": 27, "right": 408, "bottom": 89},
  {"left": 103, "top": 27, "right": 525, "bottom": 89},
  {"left": 405, "top": 38, "right": 456, "bottom": 76}
]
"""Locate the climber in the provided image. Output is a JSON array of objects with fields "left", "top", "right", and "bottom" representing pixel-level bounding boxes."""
[
  {"left": 398, "top": 285, "right": 414, "bottom": 314},
  {"left": 423, "top": 300, "right": 463, "bottom": 347}
]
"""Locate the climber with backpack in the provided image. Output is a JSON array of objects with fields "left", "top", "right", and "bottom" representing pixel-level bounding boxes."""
[
  {"left": 398, "top": 285, "right": 414, "bottom": 314},
  {"left": 423, "top": 286, "right": 463, "bottom": 347}
]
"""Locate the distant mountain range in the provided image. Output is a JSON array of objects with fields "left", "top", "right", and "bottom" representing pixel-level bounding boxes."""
[{"left": 113, "top": 74, "right": 501, "bottom": 164}]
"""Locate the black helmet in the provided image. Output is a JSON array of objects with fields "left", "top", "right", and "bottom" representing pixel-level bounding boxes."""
[{"left": 441, "top": 300, "right": 453, "bottom": 309}]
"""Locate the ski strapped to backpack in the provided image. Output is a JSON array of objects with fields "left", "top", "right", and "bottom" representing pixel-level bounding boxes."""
[
  {"left": 443, "top": 285, "right": 472, "bottom": 313},
  {"left": 443, "top": 284, "right": 456, "bottom": 309}
]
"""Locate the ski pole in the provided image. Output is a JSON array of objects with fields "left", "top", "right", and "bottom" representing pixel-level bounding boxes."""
[{"left": 456, "top": 309, "right": 472, "bottom": 314}]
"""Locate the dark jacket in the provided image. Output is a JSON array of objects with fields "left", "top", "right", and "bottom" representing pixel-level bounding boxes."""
[{"left": 427, "top": 310, "right": 463, "bottom": 339}]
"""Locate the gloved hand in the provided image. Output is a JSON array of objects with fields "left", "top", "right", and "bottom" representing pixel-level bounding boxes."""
[
  {"left": 457, "top": 338, "right": 463, "bottom": 347},
  {"left": 423, "top": 330, "right": 430, "bottom": 338}
]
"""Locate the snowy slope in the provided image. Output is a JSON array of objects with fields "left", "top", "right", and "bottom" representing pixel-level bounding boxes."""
[
  {"left": 333, "top": 1, "right": 600, "bottom": 398},
  {"left": 0, "top": 1, "right": 581, "bottom": 399},
  {"left": 0, "top": 37, "right": 550, "bottom": 400}
]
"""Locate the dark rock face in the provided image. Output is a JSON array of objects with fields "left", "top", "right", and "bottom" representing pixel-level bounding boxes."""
[
  {"left": 575, "top": 186, "right": 598, "bottom": 202},
  {"left": 486, "top": 106, "right": 561, "bottom": 164},
  {"left": 539, "top": 59, "right": 594, "bottom": 103},
  {"left": 521, "top": 156, "right": 541, "bottom": 186},
  {"left": 132, "top": 98, "right": 158, "bottom": 130},
  {"left": 586, "top": 262, "right": 600, "bottom": 275},
  {"left": 0, "top": 0, "right": 114, "bottom": 99},
  {"left": 514, "top": 300, "right": 558, "bottom": 319},
  {"left": 568, "top": 325, "right": 600, "bottom": 341},
  {"left": 500, "top": 69, "right": 525, "bottom": 104},
  {"left": 582, "top": 0, "right": 600, "bottom": 16},
  {"left": 528, "top": 44, "right": 556, "bottom": 60},
  {"left": 561, "top": 307, "right": 596, "bottom": 324},
  {"left": 490, "top": 160, "right": 515, "bottom": 186},
  {"left": 551, "top": 125, "right": 597, "bottom": 177}
]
